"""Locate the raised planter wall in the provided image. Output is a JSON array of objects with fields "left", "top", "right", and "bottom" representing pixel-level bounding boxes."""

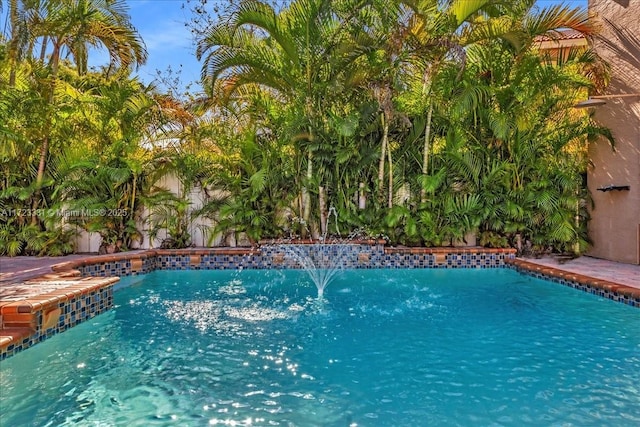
[{"left": 53, "top": 246, "right": 517, "bottom": 277}]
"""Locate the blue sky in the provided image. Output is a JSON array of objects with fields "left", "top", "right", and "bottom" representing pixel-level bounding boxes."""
[
  {"left": 105, "top": 0, "right": 588, "bottom": 93},
  {"left": 125, "top": 0, "right": 200, "bottom": 90}
]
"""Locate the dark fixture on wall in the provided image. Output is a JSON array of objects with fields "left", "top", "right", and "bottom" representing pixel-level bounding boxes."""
[
  {"left": 574, "top": 93, "right": 640, "bottom": 108},
  {"left": 574, "top": 97, "right": 607, "bottom": 108},
  {"left": 597, "top": 185, "right": 630, "bottom": 192}
]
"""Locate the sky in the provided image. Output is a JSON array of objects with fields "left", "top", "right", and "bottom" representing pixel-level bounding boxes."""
[{"left": 102, "top": 0, "right": 587, "bottom": 94}]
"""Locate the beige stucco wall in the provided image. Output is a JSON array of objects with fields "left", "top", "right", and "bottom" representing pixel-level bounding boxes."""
[{"left": 588, "top": 0, "right": 640, "bottom": 264}]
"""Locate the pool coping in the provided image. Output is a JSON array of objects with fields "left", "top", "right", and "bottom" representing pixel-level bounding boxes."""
[
  {"left": 0, "top": 275, "right": 118, "bottom": 359},
  {"left": 506, "top": 258, "right": 640, "bottom": 307},
  {"left": 3, "top": 246, "right": 638, "bottom": 359}
]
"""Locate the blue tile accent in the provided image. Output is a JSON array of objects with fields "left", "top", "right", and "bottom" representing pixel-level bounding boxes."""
[
  {"left": 75, "top": 246, "right": 514, "bottom": 277},
  {"left": 0, "top": 285, "right": 114, "bottom": 360}
]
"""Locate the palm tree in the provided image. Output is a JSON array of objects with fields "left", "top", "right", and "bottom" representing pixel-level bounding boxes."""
[
  {"left": 6, "top": 0, "right": 21, "bottom": 86},
  {"left": 439, "top": 10, "right": 610, "bottom": 253},
  {"left": 399, "top": 0, "right": 495, "bottom": 203},
  {"left": 399, "top": 0, "right": 598, "bottom": 204},
  {"left": 56, "top": 77, "right": 165, "bottom": 252},
  {"left": 30, "top": 0, "right": 147, "bottom": 219},
  {"left": 197, "top": 0, "right": 366, "bottom": 236}
]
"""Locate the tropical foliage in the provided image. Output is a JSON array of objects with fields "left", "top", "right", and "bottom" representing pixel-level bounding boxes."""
[{"left": 1, "top": 0, "right": 612, "bottom": 256}]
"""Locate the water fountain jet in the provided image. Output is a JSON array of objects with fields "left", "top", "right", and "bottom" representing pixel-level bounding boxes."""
[{"left": 275, "top": 243, "right": 353, "bottom": 298}]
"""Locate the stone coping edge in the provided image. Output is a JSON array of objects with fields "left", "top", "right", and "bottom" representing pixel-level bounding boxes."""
[
  {"left": 0, "top": 276, "right": 119, "bottom": 355},
  {"left": 385, "top": 247, "right": 516, "bottom": 254},
  {"left": 506, "top": 258, "right": 640, "bottom": 303},
  {"left": 258, "top": 239, "right": 388, "bottom": 245}
]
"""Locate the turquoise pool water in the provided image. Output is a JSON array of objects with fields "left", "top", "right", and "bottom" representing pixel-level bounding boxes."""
[{"left": 1, "top": 269, "right": 639, "bottom": 426}]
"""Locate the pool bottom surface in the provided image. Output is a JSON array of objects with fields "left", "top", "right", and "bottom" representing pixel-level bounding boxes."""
[{"left": 1, "top": 269, "right": 639, "bottom": 426}]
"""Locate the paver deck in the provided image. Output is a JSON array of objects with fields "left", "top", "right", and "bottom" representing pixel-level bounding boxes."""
[
  {"left": 1, "top": 255, "right": 121, "bottom": 359},
  {"left": 0, "top": 253, "right": 142, "bottom": 301},
  {"left": 522, "top": 256, "right": 640, "bottom": 290},
  {"left": 0, "top": 255, "right": 90, "bottom": 285}
]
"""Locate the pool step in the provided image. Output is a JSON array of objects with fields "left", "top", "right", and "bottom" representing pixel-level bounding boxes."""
[{"left": 0, "top": 275, "right": 118, "bottom": 360}]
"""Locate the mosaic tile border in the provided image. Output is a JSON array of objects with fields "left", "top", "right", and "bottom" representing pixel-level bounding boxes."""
[
  {"left": 1, "top": 277, "right": 118, "bottom": 360},
  {"left": 506, "top": 259, "right": 640, "bottom": 308},
  {"left": 51, "top": 246, "right": 516, "bottom": 276}
]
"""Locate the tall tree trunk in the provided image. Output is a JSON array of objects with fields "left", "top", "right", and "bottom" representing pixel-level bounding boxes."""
[
  {"left": 26, "top": 38, "right": 35, "bottom": 60},
  {"left": 377, "top": 113, "right": 389, "bottom": 202},
  {"left": 31, "top": 42, "right": 60, "bottom": 224},
  {"left": 131, "top": 173, "right": 138, "bottom": 213},
  {"left": 40, "top": 36, "right": 49, "bottom": 63},
  {"left": 420, "top": 102, "right": 434, "bottom": 204},
  {"left": 31, "top": 141, "right": 49, "bottom": 225},
  {"left": 302, "top": 22, "right": 314, "bottom": 239},
  {"left": 387, "top": 135, "right": 393, "bottom": 209},
  {"left": 318, "top": 185, "right": 327, "bottom": 239},
  {"left": 8, "top": 0, "right": 20, "bottom": 87},
  {"left": 301, "top": 149, "right": 312, "bottom": 237}
]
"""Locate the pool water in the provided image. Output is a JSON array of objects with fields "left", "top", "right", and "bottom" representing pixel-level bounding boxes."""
[{"left": 1, "top": 269, "right": 639, "bottom": 426}]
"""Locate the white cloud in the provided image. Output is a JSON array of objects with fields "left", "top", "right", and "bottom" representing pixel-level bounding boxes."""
[{"left": 142, "top": 19, "right": 195, "bottom": 53}]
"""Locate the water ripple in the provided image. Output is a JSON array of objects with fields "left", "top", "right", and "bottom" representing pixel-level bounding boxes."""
[{"left": 1, "top": 269, "right": 639, "bottom": 426}]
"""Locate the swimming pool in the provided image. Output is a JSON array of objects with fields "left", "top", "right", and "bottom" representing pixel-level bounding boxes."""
[{"left": 1, "top": 268, "right": 639, "bottom": 426}]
